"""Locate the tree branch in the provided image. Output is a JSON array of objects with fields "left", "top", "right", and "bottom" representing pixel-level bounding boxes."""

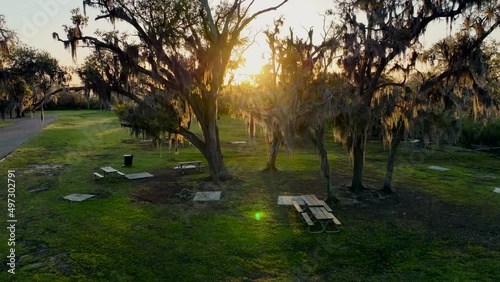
[
  {"left": 376, "top": 80, "right": 407, "bottom": 91},
  {"left": 31, "top": 86, "right": 86, "bottom": 110},
  {"left": 177, "top": 125, "right": 206, "bottom": 154},
  {"left": 221, "top": 0, "right": 240, "bottom": 36},
  {"left": 237, "top": 0, "right": 289, "bottom": 34},
  {"left": 200, "top": 0, "right": 218, "bottom": 42},
  {"left": 420, "top": 19, "right": 500, "bottom": 93}
]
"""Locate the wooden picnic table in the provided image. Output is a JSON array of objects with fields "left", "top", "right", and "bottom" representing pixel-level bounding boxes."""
[
  {"left": 175, "top": 161, "right": 204, "bottom": 173},
  {"left": 403, "top": 139, "right": 419, "bottom": 150},
  {"left": 308, "top": 207, "right": 341, "bottom": 233},
  {"left": 292, "top": 195, "right": 341, "bottom": 233},
  {"left": 100, "top": 166, "right": 118, "bottom": 177},
  {"left": 301, "top": 194, "right": 324, "bottom": 207}
]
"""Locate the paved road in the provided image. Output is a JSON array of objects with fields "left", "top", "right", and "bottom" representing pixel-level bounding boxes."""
[{"left": 0, "top": 115, "right": 58, "bottom": 160}]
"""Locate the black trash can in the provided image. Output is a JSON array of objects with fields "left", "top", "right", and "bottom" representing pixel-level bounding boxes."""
[{"left": 123, "top": 154, "right": 133, "bottom": 166}]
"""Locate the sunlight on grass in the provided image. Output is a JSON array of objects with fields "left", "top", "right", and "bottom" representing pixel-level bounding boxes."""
[
  {"left": 0, "top": 110, "right": 498, "bottom": 281},
  {"left": 0, "top": 121, "right": 13, "bottom": 127}
]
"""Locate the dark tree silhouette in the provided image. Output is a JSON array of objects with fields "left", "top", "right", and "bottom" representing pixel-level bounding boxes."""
[
  {"left": 53, "top": 0, "right": 289, "bottom": 181},
  {"left": 332, "top": 0, "right": 500, "bottom": 192}
]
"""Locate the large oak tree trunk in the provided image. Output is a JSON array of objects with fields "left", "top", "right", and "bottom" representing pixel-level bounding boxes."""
[
  {"left": 249, "top": 113, "right": 255, "bottom": 145},
  {"left": 315, "top": 123, "right": 337, "bottom": 204},
  {"left": 263, "top": 129, "right": 282, "bottom": 172},
  {"left": 182, "top": 88, "right": 229, "bottom": 181},
  {"left": 204, "top": 123, "right": 228, "bottom": 180},
  {"left": 350, "top": 133, "right": 366, "bottom": 193},
  {"left": 200, "top": 92, "right": 229, "bottom": 181},
  {"left": 383, "top": 120, "right": 404, "bottom": 193},
  {"left": 180, "top": 121, "right": 228, "bottom": 181},
  {"left": 349, "top": 101, "right": 371, "bottom": 193}
]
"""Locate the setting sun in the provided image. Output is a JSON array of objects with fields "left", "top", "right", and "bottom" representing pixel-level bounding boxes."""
[{"left": 231, "top": 43, "right": 269, "bottom": 84}]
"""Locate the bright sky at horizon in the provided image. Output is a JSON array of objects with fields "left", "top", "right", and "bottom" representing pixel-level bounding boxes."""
[{"left": 2, "top": 0, "right": 499, "bottom": 85}]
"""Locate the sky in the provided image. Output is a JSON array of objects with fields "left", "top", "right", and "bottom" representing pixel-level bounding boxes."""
[{"left": 2, "top": 0, "right": 499, "bottom": 84}]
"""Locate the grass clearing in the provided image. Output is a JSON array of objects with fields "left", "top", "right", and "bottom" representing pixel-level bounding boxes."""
[{"left": 0, "top": 110, "right": 499, "bottom": 281}]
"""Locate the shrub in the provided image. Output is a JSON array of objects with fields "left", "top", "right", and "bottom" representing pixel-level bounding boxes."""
[
  {"left": 113, "top": 96, "right": 180, "bottom": 147},
  {"left": 459, "top": 119, "right": 500, "bottom": 148}
]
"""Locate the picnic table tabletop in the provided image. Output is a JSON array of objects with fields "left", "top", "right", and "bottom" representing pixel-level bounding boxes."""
[
  {"left": 174, "top": 161, "right": 204, "bottom": 173},
  {"left": 290, "top": 195, "right": 341, "bottom": 233},
  {"left": 309, "top": 207, "right": 335, "bottom": 220},
  {"left": 301, "top": 194, "right": 324, "bottom": 207},
  {"left": 100, "top": 166, "right": 117, "bottom": 173},
  {"left": 178, "top": 161, "right": 202, "bottom": 165}
]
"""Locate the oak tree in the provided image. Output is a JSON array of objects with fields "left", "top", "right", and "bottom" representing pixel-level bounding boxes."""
[
  {"left": 332, "top": 0, "right": 499, "bottom": 192},
  {"left": 53, "top": 0, "right": 289, "bottom": 180}
]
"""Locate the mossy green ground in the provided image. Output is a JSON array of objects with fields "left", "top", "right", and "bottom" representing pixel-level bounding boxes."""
[
  {"left": 0, "top": 111, "right": 499, "bottom": 281},
  {"left": 0, "top": 121, "right": 13, "bottom": 127}
]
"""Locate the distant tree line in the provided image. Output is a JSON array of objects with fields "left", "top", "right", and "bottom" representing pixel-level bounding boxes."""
[{"left": 0, "top": 15, "right": 79, "bottom": 119}]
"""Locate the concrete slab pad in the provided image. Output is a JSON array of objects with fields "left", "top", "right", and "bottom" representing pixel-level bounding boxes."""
[
  {"left": 494, "top": 188, "right": 500, "bottom": 193},
  {"left": 125, "top": 172, "right": 154, "bottom": 180},
  {"left": 427, "top": 166, "right": 450, "bottom": 172},
  {"left": 277, "top": 196, "right": 305, "bottom": 206},
  {"left": 193, "top": 191, "right": 221, "bottom": 201},
  {"left": 63, "top": 194, "right": 95, "bottom": 202},
  {"left": 468, "top": 174, "right": 496, "bottom": 180},
  {"left": 230, "top": 141, "right": 247, "bottom": 144}
]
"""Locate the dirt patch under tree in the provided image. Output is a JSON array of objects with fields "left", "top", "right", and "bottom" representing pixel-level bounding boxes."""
[{"left": 132, "top": 168, "right": 499, "bottom": 248}]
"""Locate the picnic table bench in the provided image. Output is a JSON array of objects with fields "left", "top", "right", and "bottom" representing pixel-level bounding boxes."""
[
  {"left": 174, "top": 161, "right": 204, "bottom": 173},
  {"left": 292, "top": 200, "right": 314, "bottom": 226},
  {"left": 292, "top": 195, "right": 341, "bottom": 233},
  {"left": 93, "top": 172, "right": 104, "bottom": 180},
  {"left": 94, "top": 166, "right": 125, "bottom": 180},
  {"left": 403, "top": 139, "right": 419, "bottom": 150},
  {"left": 101, "top": 166, "right": 118, "bottom": 177},
  {"left": 308, "top": 206, "right": 341, "bottom": 233}
]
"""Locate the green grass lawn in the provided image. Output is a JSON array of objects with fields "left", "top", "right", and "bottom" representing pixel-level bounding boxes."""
[
  {"left": 0, "top": 121, "right": 13, "bottom": 127},
  {"left": 0, "top": 110, "right": 499, "bottom": 281}
]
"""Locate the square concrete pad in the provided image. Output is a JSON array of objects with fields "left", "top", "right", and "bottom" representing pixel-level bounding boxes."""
[
  {"left": 193, "top": 191, "right": 222, "bottom": 201},
  {"left": 277, "top": 196, "right": 305, "bottom": 206},
  {"left": 64, "top": 194, "right": 95, "bottom": 202},
  {"left": 427, "top": 166, "right": 450, "bottom": 172},
  {"left": 494, "top": 188, "right": 500, "bottom": 193},
  {"left": 125, "top": 172, "right": 154, "bottom": 180},
  {"left": 470, "top": 174, "right": 496, "bottom": 180}
]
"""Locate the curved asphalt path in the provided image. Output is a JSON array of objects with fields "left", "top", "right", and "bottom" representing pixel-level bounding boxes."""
[{"left": 0, "top": 115, "right": 58, "bottom": 161}]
